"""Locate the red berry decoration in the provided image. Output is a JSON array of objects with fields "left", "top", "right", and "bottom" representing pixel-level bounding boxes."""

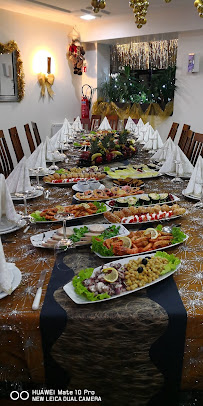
[{"left": 95, "top": 156, "right": 103, "bottom": 164}]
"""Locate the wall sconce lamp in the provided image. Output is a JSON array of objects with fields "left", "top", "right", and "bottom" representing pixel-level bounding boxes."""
[{"left": 38, "top": 56, "right": 55, "bottom": 98}]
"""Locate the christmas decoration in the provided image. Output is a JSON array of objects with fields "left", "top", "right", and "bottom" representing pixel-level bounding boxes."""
[
  {"left": 91, "top": 0, "right": 106, "bottom": 13},
  {"left": 67, "top": 39, "right": 86, "bottom": 76},
  {"left": 194, "top": 0, "right": 203, "bottom": 18}
]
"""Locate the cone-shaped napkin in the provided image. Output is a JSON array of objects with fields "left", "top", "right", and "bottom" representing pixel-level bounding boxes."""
[
  {"left": 72, "top": 116, "right": 83, "bottom": 131},
  {"left": 137, "top": 118, "right": 144, "bottom": 128},
  {"left": 137, "top": 122, "right": 150, "bottom": 140},
  {"left": 6, "top": 157, "right": 33, "bottom": 193},
  {"left": 98, "top": 117, "right": 112, "bottom": 131},
  {"left": 184, "top": 156, "right": 203, "bottom": 196},
  {"left": 44, "top": 137, "right": 66, "bottom": 161},
  {"left": 143, "top": 130, "right": 163, "bottom": 150},
  {"left": 125, "top": 117, "right": 136, "bottom": 131},
  {"left": 0, "top": 238, "right": 13, "bottom": 294},
  {"left": 50, "top": 118, "right": 73, "bottom": 150},
  {"left": 27, "top": 143, "right": 47, "bottom": 169},
  {"left": 151, "top": 137, "right": 176, "bottom": 162},
  {"left": 159, "top": 145, "right": 194, "bottom": 175},
  {"left": 0, "top": 174, "right": 20, "bottom": 224}
]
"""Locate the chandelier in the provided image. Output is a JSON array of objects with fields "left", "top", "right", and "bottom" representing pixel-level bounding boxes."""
[{"left": 90, "top": 1, "right": 203, "bottom": 27}]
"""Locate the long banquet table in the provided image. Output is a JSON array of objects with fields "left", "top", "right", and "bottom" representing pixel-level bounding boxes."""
[{"left": 0, "top": 148, "right": 202, "bottom": 404}]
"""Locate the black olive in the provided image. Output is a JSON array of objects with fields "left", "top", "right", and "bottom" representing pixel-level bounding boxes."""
[
  {"left": 142, "top": 258, "right": 148, "bottom": 265},
  {"left": 137, "top": 266, "right": 143, "bottom": 273}
]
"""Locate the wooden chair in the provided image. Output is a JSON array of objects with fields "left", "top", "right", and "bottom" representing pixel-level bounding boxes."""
[
  {"left": 0, "top": 130, "right": 14, "bottom": 177},
  {"left": 90, "top": 115, "right": 101, "bottom": 131},
  {"left": 167, "top": 122, "right": 179, "bottom": 141},
  {"left": 182, "top": 129, "right": 194, "bottom": 158},
  {"left": 106, "top": 115, "right": 119, "bottom": 130},
  {"left": 31, "top": 122, "right": 41, "bottom": 146},
  {"left": 8, "top": 127, "right": 24, "bottom": 163},
  {"left": 178, "top": 124, "right": 191, "bottom": 150},
  {"left": 24, "top": 124, "right": 36, "bottom": 153},
  {"left": 187, "top": 132, "right": 203, "bottom": 166}
]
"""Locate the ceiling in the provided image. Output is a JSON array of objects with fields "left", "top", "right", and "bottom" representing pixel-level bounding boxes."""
[{"left": 0, "top": 0, "right": 193, "bottom": 26}]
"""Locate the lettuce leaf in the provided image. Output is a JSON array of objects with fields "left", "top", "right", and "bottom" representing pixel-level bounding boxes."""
[
  {"left": 91, "top": 236, "right": 113, "bottom": 256},
  {"left": 154, "top": 251, "right": 181, "bottom": 275},
  {"left": 93, "top": 201, "right": 107, "bottom": 213},
  {"left": 31, "top": 211, "right": 46, "bottom": 221},
  {"left": 72, "top": 268, "right": 110, "bottom": 301},
  {"left": 100, "top": 225, "right": 121, "bottom": 239},
  {"left": 171, "top": 227, "right": 186, "bottom": 244}
]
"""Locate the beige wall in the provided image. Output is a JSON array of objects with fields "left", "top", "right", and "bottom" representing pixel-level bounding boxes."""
[{"left": 0, "top": 9, "right": 81, "bottom": 165}]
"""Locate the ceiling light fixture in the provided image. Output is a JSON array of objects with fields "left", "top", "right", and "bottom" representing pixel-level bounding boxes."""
[{"left": 80, "top": 14, "right": 96, "bottom": 20}]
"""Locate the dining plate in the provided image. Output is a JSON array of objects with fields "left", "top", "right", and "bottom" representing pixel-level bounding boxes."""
[
  {"left": 0, "top": 218, "right": 26, "bottom": 235},
  {"left": 72, "top": 184, "right": 104, "bottom": 192},
  {"left": 63, "top": 252, "right": 182, "bottom": 304},
  {"left": 30, "top": 223, "right": 129, "bottom": 249},
  {"left": 29, "top": 169, "right": 55, "bottom": 177},
  {"left": 93, "top": 234, "right": 188, "bottom": 259},
  {"left": 11, "top": 190, "right": 43, "bottom": 201},
  {"left": 182, "top": 190, "right": 201, "bottom": 201},
  {"left": 166, "top": 172, "right": 192, "bottom": 180},
  {"left": 44, "top": 177, "right": 103, "bottom": 186},
  {"left": 73, "top": 188, "right": 144, "bottom": 202},
  {"left": 30, "top": 204, "right": 111, "bottom": 224},
  {"left": 0, "top": 263, "right": 22, "bottom": 299}
]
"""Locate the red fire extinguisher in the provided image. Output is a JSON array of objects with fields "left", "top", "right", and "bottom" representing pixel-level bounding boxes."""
[{"left": 81, "top": 84, "right": 93, "bottom": 119}]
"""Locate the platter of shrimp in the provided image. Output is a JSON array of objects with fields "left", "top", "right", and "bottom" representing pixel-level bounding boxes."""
[
  {"left": 92, "top": 226, "right": 188, "bottom": 259},
  {"left": 74, "top": 186, "right": 144, "bottom": 202},
  {"left": 103, "top": 204, "right": 186, "bottom": 225}
]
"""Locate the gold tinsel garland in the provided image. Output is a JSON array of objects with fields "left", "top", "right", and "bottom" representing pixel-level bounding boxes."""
[
  {"left": 92, "top": 101, "right": 174, "bottom": 129},
  {"left": 0, "top": 40, "right": 25, "bottom": 102}
]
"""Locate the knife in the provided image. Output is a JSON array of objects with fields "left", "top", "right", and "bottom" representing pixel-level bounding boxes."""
[{"left": 32, "top": 270, "right": 47, "bottom": 310}]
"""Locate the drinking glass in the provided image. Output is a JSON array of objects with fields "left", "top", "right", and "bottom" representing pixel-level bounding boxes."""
[
  {"left": 171, "top": 160, "right": 183, "bottom": 182},
  {"left": 49, "top": 153, "right": 59, "bottom": 171},
  {"left": 194, "top": 180, "right": 203, "bottom": 208},
  {"left": 54, "top": 219, "right": 75, "bottom": 270}
]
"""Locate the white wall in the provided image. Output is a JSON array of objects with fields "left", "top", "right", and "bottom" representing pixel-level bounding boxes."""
[
  {"left": 0, "top": 9, "right": 81, "bottom": 165},
  {"left": 158, "top": 29, "right": 203, "bottom": 142}
]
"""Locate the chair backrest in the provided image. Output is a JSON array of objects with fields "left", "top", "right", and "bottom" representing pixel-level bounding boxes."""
[
  {"left": 81, "top": 118, "right": 91, "bottom": 131},
  {"left": 167, "top": 122, "right": 179, "bottom": 141},
  {"left": 90, "top": 115, "right": 101, "bottom": 131},
  {"left": 24, "top": 123, "right": 36, "bottom": 153},
  {"left": 31, "top": 122, "right": 41, "bottom": 146},
  {"left": 178, "top": 124, "right": 191, "bottom": 150},
  {"left": 182, "top": 129, "right": 194, "bottom": 158},
  {"left": 8, "top": 127, "right": 24, "bottom": 163},
  {"left": 187, "top": 132, "right": 203, "bottom": 166},
  {"left": 0, "top": 130, "right": 14, "bottom": 177},
  {"left": 106, "top": 115, "right": 119, "bottom": 130}
]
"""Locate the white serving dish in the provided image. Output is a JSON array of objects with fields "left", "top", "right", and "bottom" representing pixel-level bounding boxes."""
[
  {"left": 0, "top": 263, "right": 22, "bottom": 299},
  {"left": 63, "top": 252, "right": 181, "bottom": 304},
  {"left": 30, "top": 223, "right": 129, "bottom": 249}
]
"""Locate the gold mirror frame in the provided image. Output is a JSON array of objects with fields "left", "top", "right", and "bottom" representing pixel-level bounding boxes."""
[{"left": 0, "top": 40, "right": 25, "bottom": 102}]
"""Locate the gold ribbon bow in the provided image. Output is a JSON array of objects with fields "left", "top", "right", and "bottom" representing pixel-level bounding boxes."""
[{"left": 38, "top": 73, "right": 55, "bottom": 98}]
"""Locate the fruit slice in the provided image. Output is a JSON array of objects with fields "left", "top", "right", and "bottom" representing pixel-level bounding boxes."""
[
  {"left": 103, "top": 267, "right": 119, "bottom": 283},
  {"left": 144, "top": 228, "right": 159, "bottom": 239},
  {"left": 118, "top": 236, "right": 132, "bottom": 248}
]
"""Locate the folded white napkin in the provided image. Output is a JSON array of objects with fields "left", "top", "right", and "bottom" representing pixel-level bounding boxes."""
[
  {"left": 98, "top": 117, "right": 112, "bottom": 131},
  {"left": 125, "top": 117, "right": 135, "bottom": 131},
  {"left": 0, "top": 174, "right": 20, "bottom": 223},
  {"left": 151, "top": 137, "right": 176, "bottom": 162},
  {"left": 62, "top": 118, "right": 73, "bottom": 136},
  {"left": 159, "top": 145, "right": 194, "bottom": 175},
  {"left": 27, "top": 143, "right": 47, "bottom": 170},
  {"left": 72, "top": 116, "right": 83, "bottom": 132},
  {"left": 6, "top": 157, "right": 32, "bottom": 193},
  {"left": 0, "top": 238, "right": 13, "bottom": 294},
  {"left": 137, "top": 118, "right": 144, "bottom": 128},
  {"left": 137, "top": 122, "right": 150, "bottom": 140},
  {"left": 143, "top": 130, "right": 163, "bottom": 150},
  {"left": 184, "top": 156, "right": 203, "bottom": 196},
  {"left": 44, "top": 137, "right": 66, "bottom": 161}
]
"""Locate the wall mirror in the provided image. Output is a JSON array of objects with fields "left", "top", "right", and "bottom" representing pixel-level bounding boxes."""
[{"left": 0, "top": 41, "right": 25, "bottom": 102}]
